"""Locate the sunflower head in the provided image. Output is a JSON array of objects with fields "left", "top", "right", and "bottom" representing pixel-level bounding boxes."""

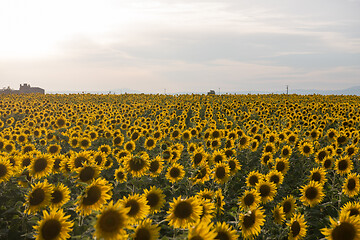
[{"left": 166, "top": 196, "right": 202, "bottom": 229}]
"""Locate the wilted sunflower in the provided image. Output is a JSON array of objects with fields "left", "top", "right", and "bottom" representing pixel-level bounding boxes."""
[
  {"left": 272, "top": 205, "right": 285, "bottom": 225},
  {"left": 335, "top": 156, "right": 353, "bottom": 175},
  {"left": 166, "top": 162, "right": 185, "bottom": 183},
  {"left": 24, "top": 180, "right": 53, "bottom": 214},
  {"left": 114, "top": 167, "right": 127, "bottom": 183},
  {"left": 166, "top": 196, "right": 202, "bottom": 229},
  {"left": 300, "top": 180, "right": 325, "bottom": 207},
  {"left": 188, "top": 222, "right": 216, "bottom": 240},
  {"left": 30, "top": 154, "right": 54, "bottom": 179},
  {"left": 308, "top": 167, "right": 327, "bottom": 185},
  {"left": 246, "top": 171, "right": 264, "bottom": 187},
  {"left": 0, "top": 158, "right": 13, "bottom": 183},
  {"left": 213, "top": 222, "right": 239, "bottom": 240},
  {"left": 120, "top": 193, "right": 150, "bottom": 223},
  {"left": 341, "top": 201, "right": 360, "bottom": 218},
  {"left": 343, "top": 173, "right": 360, "bottom": 198},
  {"left": 33, "top": 208, "right": 73, "bottom": 240},
  {"left": 143, "top": 186, "right": 166, "bottom": 214},
  {"left": 50, "top": 183, "right": 71, "bottom": 209},
  {"left": 256, "top": 180, "right": 277, "bottom": 204},
  {"left": 239, "top": 207, "right": 266, "bottom": 240},
  {"left": 132, "top": 219, "right": 160, "bottom": 240},
  {"left": 266, "top": 170, "right": 284, "bottom": 187},
  {"left": 76, "top": 178, "right": 112, "bottom": 216},
  {"left": 288, "top": 213, "right": 307, "bottom": 240},
  {"left": 94, "top": 200, "right": 129, "bottom": 240},
  {"left": 238, "top": 189, "right": 261, "bottom": 210},
  {"left": 124, "top": 155, "right": 149, "bottom": 178},
  {"left": 282, "top": 195, "right": 297, "bottom": 218},
  {"left": 321, "top": 211, "right": 360, "bottom": 240}
]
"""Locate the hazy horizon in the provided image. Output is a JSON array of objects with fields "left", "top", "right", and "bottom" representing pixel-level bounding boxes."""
[{"left": 1, "top": 0, "right": 359, "bottom": 94}]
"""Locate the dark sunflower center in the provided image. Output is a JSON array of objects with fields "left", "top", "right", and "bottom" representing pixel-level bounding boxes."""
[
  {"left": 41, "top": 219, "right": 62, "bottom": 240},
  {"left": 318, "top": 151, "right": 326, "bottom": 161},
  {"left": 259, "top": 184, "right": 271, "bottom": 197},
  {"left": 291, "top": 221, "right": 301, "bottom": 237},
  {"left": 74, "top": 156, "right": 87, "bottom": 168},
  {"left": 215, "top": 167, "right": 226, "bottom": 179},
  {"left": 95, "top": 155, "right": 103, "bottom": 165},
  {"left": 270, "top": 175, "right": 280, "bottom": 184},
  {"left": 49, "top": 146, "right": 59, "bottom": 153},
  {"left": 183, "top": 133, "right": 190, "bottom": 139},
  {"left": 29, "top": 188, "right": 45, "bottom": 206},
  {"left": 129, "top": 158, "right": 145, "bottom": 172},
  {"left": 283, "top": 201, "right": 291, "bottom": 214},
  {"left": 82, "top": 186, "right": 101, "bottom": 206},
  {"left": 331, "top": 222, "right": 356, "bottom": 240},
  {"left": 276, "top": 162, "right": 285, "bottom": 172},
  {"left": 244, "top": 194, "right": 255, "bottom": 206},
  {"left": 0, "top": 164, "right": 7, "bottom": 177},
  {"left": 338, "top": 160, "right": 348, "bottom": 171},
  {"left": 347, "top": 179, "right": 356, "bottom": 190},
  {"left": 243, "top": 212, "right": 255, "bottom": 229},
  {"left": 99, "top": 210, "right": 122, "bottom": 233},
  {"left": 51, "top": 190, "right": 63, "bottom": 204},
  {"left": 194, "top": 153, "right": 203, "bottom": 165},
  {"left": 305, "top": 187, "right": 318, "bottom": 200},
  {"left": 214, "top": 155, "right": 223, "bottom": 163},
  {"left": 249, "top": 176, "right": 259, "bottom": 186},
  {"left": 215, "top": 231, "right": 230, "bottom": 240},
  {"left": 117, "top": 171, "right": 125, "bottom": 180},
  {"left": 303, "top": 146, "right": 310, "bottom": 153},
  {"left": 126, "top": 143, "right": 134, "bottom": 151},
  {"left": 134, "top": 228, "right": 151, "bottom": 240},
  {"left": 146, "top": 139, "right": 155, "bottom": 147},
  {"left": 174, "top": 201, "right": 192, "bottom": 219},
  {"left": 125, "top": 199, "right": 140, "bottom": 217},
  {"left": 282, "top": 148, "right": 289, "bottom": 156},
  {"left": 347, "top": 148, "right": 354, "bottom": 155},
  {"left": 196, "top": 168, "right": 207, "bottom": 179},
  {"left": 79, "top": 167, "right": 95, "bottom": 182},
  {"left": 80, "top": 140, "right": 89, "bottom": 147},
  {"left": 229, "top": 160, "right": 236, "bottom": 171},
  {"left": 311, "top": 172, "right": 321, "bottom": 182},
  {"left": 146, "top": 193, "right": 159, "bottom": 207},
  {"left": 324, "top": 159, "right": 332, "bottom": 168},
  {"left": 170, "top": 167, "right": 180, "bottom": 178},
  {"left": 23, "top": 146, "right": 33, "bottom": 153},
  {"left": 212, "top": 140, "right": 219, "bottom": 147},
  {"left": 34, "top": 158, "right": 47, "bottom": 173},
  {"left": 263, "top": 155, "right": 270, "bottom": 164},
  {"left": 114, "top": 137, "right": 122, "bottom": 145},
  {"left": 149, "top": 161, "right": 159, "bottom": 173},
  {"left": 53, "top": 158, "right": 61, "bottom": 170},
  {"left": 239, "top": 137, "right": 247, "bottom": 146}
]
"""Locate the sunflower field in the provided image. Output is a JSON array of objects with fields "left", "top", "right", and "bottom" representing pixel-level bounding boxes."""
[{"left": 0, "top": 93, "right": 359, "bottom": 240}]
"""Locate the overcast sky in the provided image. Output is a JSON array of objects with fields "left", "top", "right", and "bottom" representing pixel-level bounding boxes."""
[{"left": 0, "top": 0, "right": 359, "bottom": 93}]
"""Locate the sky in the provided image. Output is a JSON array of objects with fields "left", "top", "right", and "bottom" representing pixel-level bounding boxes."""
[{"left": 0, "top": 0, "right": 359, "bottom": 94}]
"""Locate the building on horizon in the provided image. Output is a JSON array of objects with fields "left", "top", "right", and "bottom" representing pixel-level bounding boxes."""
[{"left": 0, "top": 83, "right": 45, "bottom": 94}]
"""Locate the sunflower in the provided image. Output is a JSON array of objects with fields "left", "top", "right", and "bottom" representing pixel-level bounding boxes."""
[
  {"left": 68, "top": 137, "right": 79, "bottom": 148},
  {"left": 98, "top": 144, "right": 112, "bottom": 156},
  {"left": 30, "top": 153, "right": 54, "bottom": 179},
  {"left": 124, "top": 141, "right": 136, "bottom": 152},
  {"left": 213, "top": 222, "right": 239, "bottom": 240},
  {"left": 148, "top": 156, "right": 164, "bottom": 177},
  {"left": 124, "top": 154, "right": 149, "bottom": 178},
  {"left": 300, "top": 181, "right": 325, "bottom": 207},
  {"left": 298, "top": 142, "right": 314, "bottom": 157},
  {"left": 51, "top": 183, "right": 71, "bottom": 209},
  {"left": 344, "top": 144, "right": 358, "bottom": 157},
  {"left": 191, "top": 149, "right": 207, "bottom": 167},
  {"left": 274, "top": 158, "right": 290, "bottom": 175},
  {"left": 256, "top": 180, "right": 277, "bottom": 204},
  {"left": 181, "top": 130, "right": 192, "bottom": 142},
  {"left": 114, "top": 167, "right": 127, "bottom": 183},
  {"left": 93, "top": 151, "right": 107, "bottom": 168},
  {"left": 238, "top": 189, "right": 261, "bottom": 210},
  {"left": 113, "top": 135, "right": 124, "bottom": 147},
  {"left": 52, "top": 154, "right": 66, "bottom": 173},
  {"left": 321, "top": 211, "right": 360, "bottom": 240},
  {"left": 197, "top": 189, "right": 215, "bottom": 202},
  {"left": 24, "top": 180, "right": 54, "bottom": 214},
  {"left": 76, "top": 178, "right": 112, "bottom": 216},
  {"left": 335, "top": 156, "right": 353, "bottom": 175},
  {"left": 260, "top": 152, "right": 273, "bottom": 166},
  {"left": 192, "top": 165, "right": 211, "bottom": 185},
  {"left": 308, "top": 167, "right": 327, "bottom": 185},
  {"left": 76, "top": 163, "right": 101, "bottom": 184},
  {"left": 166, "top": 196, "right": 202, "bottom": 229},
  {"left": 212, "top": 150, "right": 227, "bottom": 164},
  {"left": 47, "top": 144, "right": 61, "bottom": 155},
  {"left": 68, "top": 151, "right": 92, "bottom": 171},
  {"left": 213, "top": 162, "right": 230, "bottom": 184},
  {"left": 280, "top": 145, "right": 292, "bottom": 159},
  {"left": 94, "top": 200, "right": 129, "bottom": 240},
  {"left": 288, "top": 213, "right": 307, "bottom": 240},
  {"left": 250, "top": 139, "right": 259, "bottom": 152},
  {"left": 188, "top": 222, "right": 216, "bottom": 240},
  {"left": 144, "top": 137, "right": 157, "bottom": 151},
  {"left": 238, "top": 135, "right": 250, "bottom": 150},
  {"left": 143, "top": 186, "right": 166, "bottom": 214},
  {"left": 341, "top": 201, "right": 360, "bottom": 218},
  {"left": 246, "top": 171, "right": 264, "bottom": 187},
  {"left": 282, "top": 195, "right": 297, "bottom": 218},
  {"left": 227, "top": 157, "right": 241, "bottom": 175},
  {"left": 343, "top": 173, "right": 360, "bottom": 198},
  {"left": 322, "top": 157, "right": 334, "bottom": 170},
  {"left": 273, "top": 205, "right": 285, "bottom": 225},
  {"left": 22, "top": 143, "right": 36, "bottom": 154},
  {"left": 33, "top": 208, "right": 73, "bottom": 240},
  {"left": 238, "top": 207, "right": 266, "bottom": 240},
  {"left": 266, "top": 170, "right": 284, "bottom": 187},
  {"left": 0, "top": 158, "right": 13, "bottom": 183},
  {"left": 315, "top": 148, "right": 328, "bottom": 163},
  {"left": 132, "top": 219, "right": 160, "bottom": 240},
  {"left": 215, "top": 189, "right": 225, "bottom": 215},
  {"left": 166, "top": 162, "right": 185, "bottom": 183},
  {"left": 197, "top": 198, "right": 215, "bottom": 223},
  {"left": 120, "top": 193, "right": 150, "bottom": 223},
  {"left": 79, "top": 137, "right": 91, "bottom": 150},
  {"left": 263, "top": 142, "right": 276, "bottom": 155}
]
